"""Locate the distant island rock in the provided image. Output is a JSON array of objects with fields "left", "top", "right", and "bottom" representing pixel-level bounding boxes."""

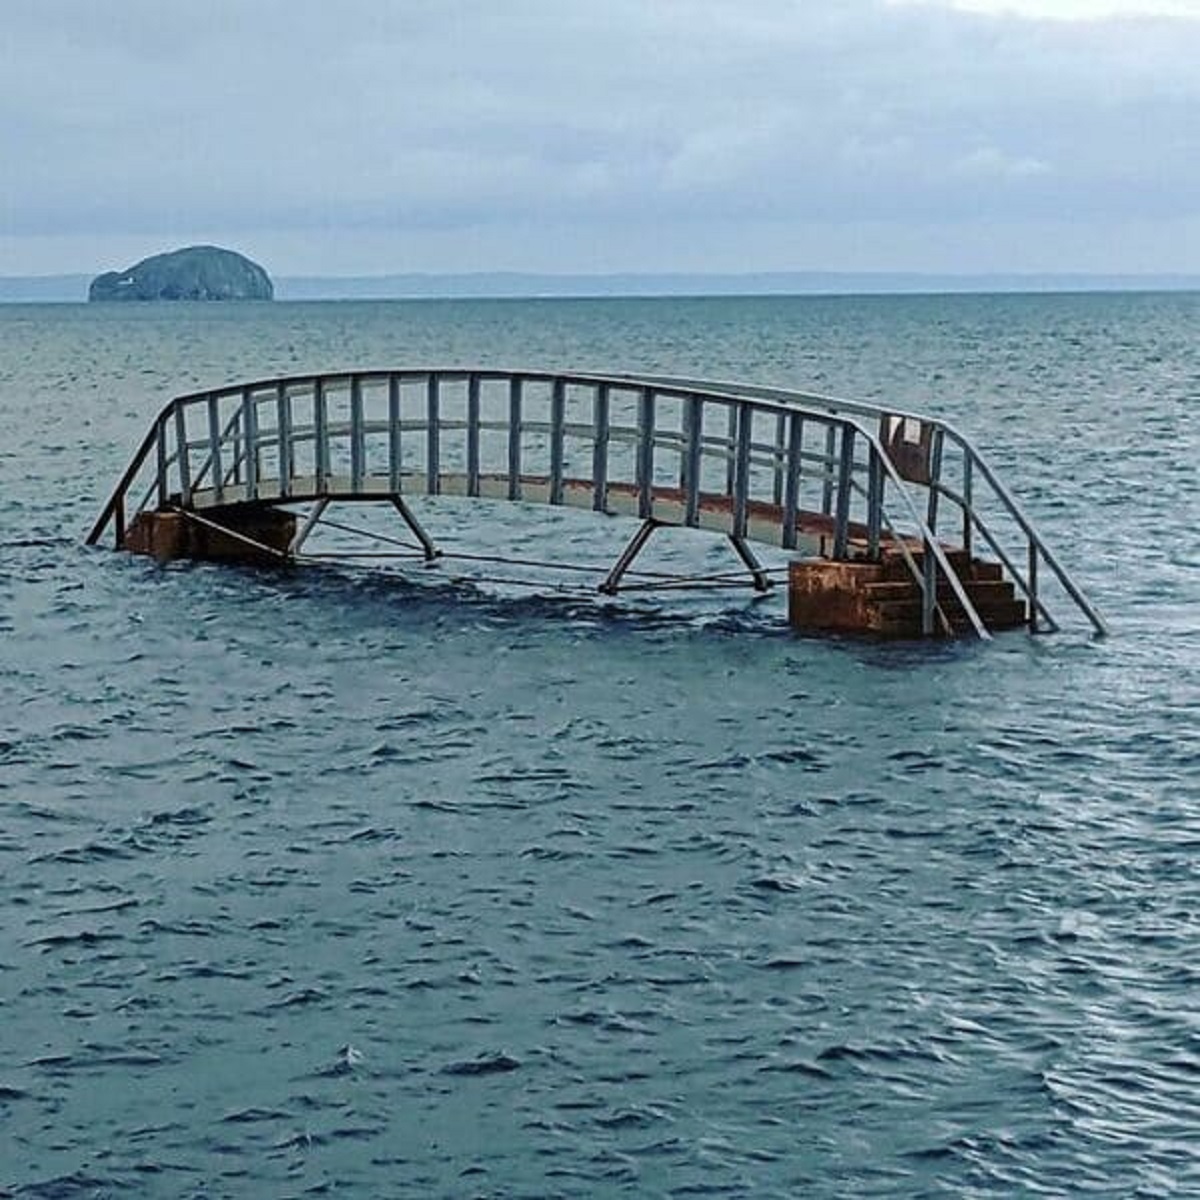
[{"left": 88, "top": 246, "right": 273, "bottom": 302}]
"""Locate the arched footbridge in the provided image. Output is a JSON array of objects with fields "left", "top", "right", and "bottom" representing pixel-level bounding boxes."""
[{"left": 88, "top": 368, "right": 1107, "bottom": 640}]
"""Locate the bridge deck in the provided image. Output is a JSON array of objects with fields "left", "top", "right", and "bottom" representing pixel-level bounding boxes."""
[{"left": 187, "top": 472, "right": 866, "bottom": 555}]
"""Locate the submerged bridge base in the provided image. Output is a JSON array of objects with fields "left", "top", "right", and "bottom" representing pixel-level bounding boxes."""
[
  {"left": 124, "top": 506, "right": 296, "bottom": 565},
  {"left": 123, "top": 498, "right": 1031, "bottom": 639}
]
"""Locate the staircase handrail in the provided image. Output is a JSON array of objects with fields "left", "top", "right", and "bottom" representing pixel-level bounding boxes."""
[{"left": 601, "top": 372, "right": 1106, "bottom": 637}]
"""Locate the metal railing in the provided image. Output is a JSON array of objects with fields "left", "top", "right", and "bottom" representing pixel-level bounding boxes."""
[
  {"left": 605, "top": 373, "right": 1108, "bottom": 638},
  {"left": 87, "top": 367, "right": 1106, "bottom": 638}
]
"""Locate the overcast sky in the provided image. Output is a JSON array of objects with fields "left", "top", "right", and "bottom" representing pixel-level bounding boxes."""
[{"left": 2, "top": 0, "right": 1198, "bottom": 276}]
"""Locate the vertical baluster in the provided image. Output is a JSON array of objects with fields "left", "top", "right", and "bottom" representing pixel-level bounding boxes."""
[
  {"left": 832, "top": 425, "right": 855, "bottom": 559},
  {"left": 732, "top": 403, "right": 752, "bottom": 540},
  {"left": 962, "top": 453, "right": 973, "bottom": 560},
  {"left": 549, "top": 378, "right": 565, "bottom": 505},
  {"left": 821, "top": 422, "right": 837, "bottom": 515},
  {"left": 725, "top": 405, "right": 738, "bottom": 495},
  {"left": 782, "top": 413, "right": 803, "bottom": 550},
  {"left": 314, "top": 378, "right": 329, "bottom": 493},
  {"left": 867, "top": 445, "right": 883, "bottom": 561},
  {"left": 922, "top": 539, "right": 937, "bottom": 635},
  {"left": 426, "top": 374, "right": 440, "bottom": 495},
  {"left": 276, "top": 382, "right": 292, "bottom": 500},
  {"left": 676, "top": 398, "right": 688, "bottom": 491},
  {"left": 242, "top": 388, "right": 259, "bottom": 500},
  {"left": 156, "top": 419, "right": 169, "bottom": 508},
  {"left": 1028, "top": 541, "right": 1039, "bottom": 633},
  {"left": 350, "top": 374, "right": 365, "bottom": 493},
  {"left": 637, "top": 388, "right": 655, "bottom": 519},
  {"left": 388, "top": 374, "right": 402, "bottom": 494},
  {"left": 772, "top": 413, "right": 786, "bottom": 507},
  {"left": 591, "top": 383, "right": 609, "bottom": 513},
  {"left": 925, "top": 427, "right": 944, "bottom": 536},
  {"left": 467, "top": 374, "right": 481, "bottom": 498},
  {"left": 174, "top": 402, "right": 192, "bottom": 507},
  {"left": 207, "top": 393, "right": 224, "bottom": 503},
  {"left": 683, "top": 394, "right": 703, "bottom": 528},
  {"left": 508, "top": 376, "right": 522, "bottom": 500},
  {"left": 231, "top": 404, "right": 243, "bottom": 486}
]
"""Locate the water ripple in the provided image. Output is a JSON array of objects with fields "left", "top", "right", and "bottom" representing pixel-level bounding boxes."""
[{"left": 1, "top": 295, "right": 1197, "bottom": 1197}]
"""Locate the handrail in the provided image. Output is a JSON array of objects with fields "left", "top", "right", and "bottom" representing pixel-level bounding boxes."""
[
  {"left": 847, "top": 431, "right": 990, "bottom": 640},
  {"left": 86, "top": 413, "right": 166, "bottom": 546},
  {"left": 934, "top": 433, "right": 1108, "bottom": 636},
  {"left": 91, "top": 367, "right": 868, "bottom": 546}
]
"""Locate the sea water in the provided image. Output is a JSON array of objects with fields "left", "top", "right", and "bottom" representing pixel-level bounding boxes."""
[{"left": 0, "top": 293, "right": 1197, "bottom": 1197}]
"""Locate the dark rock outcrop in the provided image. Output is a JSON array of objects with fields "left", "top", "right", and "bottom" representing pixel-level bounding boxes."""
[{"left": 89, "top": 245, "right": 273, "bottom": 302}]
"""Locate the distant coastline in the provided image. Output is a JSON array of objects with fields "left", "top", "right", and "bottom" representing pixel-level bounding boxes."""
[{"left": 3, "top": 270, "right": 1199, "bottom": 304}]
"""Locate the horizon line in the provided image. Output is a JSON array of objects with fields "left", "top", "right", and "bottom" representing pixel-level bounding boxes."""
[
  {"left": 5, "top": 267, "right": 1200, "bottom": 282},
  {"left": 3, "top": 267, "right": 1198, "bottom": 304}
]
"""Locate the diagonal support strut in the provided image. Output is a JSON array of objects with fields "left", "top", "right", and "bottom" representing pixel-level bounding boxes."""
[
  {"left": 288, "top": 497, "right": 330, "bottom": 558},
  {"left": 599, "top": 519, "right": 658, "bottom": 595},
  {"left": 728, "top": 534, "right": 773, "bottom": 592},
  {"left": 391, "top": 496, "right": 439, "bottom": 562}
]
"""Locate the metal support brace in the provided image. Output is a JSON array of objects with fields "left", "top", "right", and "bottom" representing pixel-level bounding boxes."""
[
  {"left": 289, "top": 498, "right": 330, "bottom": 558},
  {"left": 832, "top": 428, "right": 856, "bottom": 560},
  {"left": 921, "top": 543, "right": 937, "bottom": 636},
  {"left": 600, "top": 519, "right": 658, "bottom": 595},
  {"left": 391, "top": 496, "right": 439, "bottom": 562},
  {"left": 174, "top": 403, "right": 192, "bottom": 507},
  {"left": 926, "top": 428, "right": 944, "bottom": 536},
  {"left": 728, "top": 535, "right": 773, "bottom": 592},
  {"left": 866, "top": 447, "right": 884, "bottom": 562},
  {"left": 156, "top": 422, "right": 169, "bottom": 508},
  {"left": 961, "top": 453, "right": 974, "bottom": 560},
  {"left": 821, "top": 423, "right": 837, "bottom": 516},
  {"left": 1028, "top": 541, "right": 1040, "bottom": 634}
]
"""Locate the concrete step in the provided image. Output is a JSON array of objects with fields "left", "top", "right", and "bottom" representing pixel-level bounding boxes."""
[
  {"left": 870, "top": 596, "right": 1028, "bottom": 634},
  {"left": 969, "top": 560, "right": 1005, "bottom": 582},
  {"left": 863, "top": 578, "right": 1017, "bottom": 605},
  {"left": 879, "top": 553, "right": 1007, "bottom": 586},
  {"left": 788, "top": 555, "right": 1027, "bottom": 639},
  {"left": 879, "top": 556, "right": 972, "bottom": 581}
]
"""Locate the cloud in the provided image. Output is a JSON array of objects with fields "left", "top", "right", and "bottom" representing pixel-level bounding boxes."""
[
  {"left": 887, "top": 0, "right": 1200, "bottom": 18},
  {"left": 952, "top": 147, "right": 1052, "bottom": 179},
  {"left": 1, "top": 0, "right": 1198, "bottom": 272}
]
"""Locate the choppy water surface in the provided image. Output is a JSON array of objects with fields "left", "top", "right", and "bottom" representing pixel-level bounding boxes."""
[{"left": 1, "top": 295, "right": 1197, "bottom": 1198}]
